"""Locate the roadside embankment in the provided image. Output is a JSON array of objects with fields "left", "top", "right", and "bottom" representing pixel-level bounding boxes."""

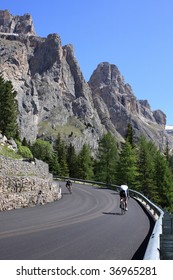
[{"left": 0, "top": 155, "right": 61, "bottom": 211}]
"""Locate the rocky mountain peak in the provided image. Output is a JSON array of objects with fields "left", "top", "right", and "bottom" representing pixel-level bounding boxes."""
[
  {"left": 0, "top": 10, "right": 172, "bottom": 152},
  {"left": 0, "top": 10, "right": 35, "bottom": 35},
  {"left": 89, "top": 62, "right": 126, "bottom": 91}
]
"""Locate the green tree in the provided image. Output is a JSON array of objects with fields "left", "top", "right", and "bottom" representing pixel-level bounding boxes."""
[
  {"left": 31, "top": 139, "right": 54, "bottom": 170},
  {"left": 54, "top": 134, "right": 69, "bottom": 176},
  {"left": 154, "top": 151, "right": 173, "bottom": 210},
  {"left": 165, "top": 140, "right": 169, "bottom": 161},
  {"left": 116, "top": 141, "right": 138, "bottom": 188},
  {"left": 0, "top": 76, "right": 18, "bottom": 138},
  {"left": 136, "top": 136, "right": 157, "bottom": 198},
  {"left": 125, "top": 123, "right": 135, "bottom": 147},
  {"left": 168, "top": 154, "right": 173, "bottom": 174},
  {"left": 52, "top": 154, "right": 60, "bottom": 175},
  {"left": 22, "top": 137, "right": 28, "bottom": 147},
  {"left": 94, "top": 132, "right": 119, "bottom": 185},
  {"left": 67, "top": 143, "right": 77, "bottom": 178},
  {"left": 76, "top": 144, "right": 93, "bottom": 180}
]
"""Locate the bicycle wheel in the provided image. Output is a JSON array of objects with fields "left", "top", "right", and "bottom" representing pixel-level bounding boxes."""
[{"left": 120, "top": 201, "right": 124, "bottom": 215}]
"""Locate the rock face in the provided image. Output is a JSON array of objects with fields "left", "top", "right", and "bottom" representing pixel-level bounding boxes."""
[
  {"left": 0, "top": 10, "right": 172, "bottom": 151},
  {"left": 89, "top": 62, "right": 170, "bottom": 147},
  {"left": 0, "top": 10, "right": 35, "bottom": 35},
  {"left": 0, "top": 155, "right": 61, "bottom": 211}
]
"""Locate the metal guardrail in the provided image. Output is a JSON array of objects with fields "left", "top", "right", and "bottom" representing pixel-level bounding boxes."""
[
  {"left": 53, "top": 176, "right": 164, "bottom": 259},
  {"left": 128, "top": 189, "right": 164, "bottom": 260}
]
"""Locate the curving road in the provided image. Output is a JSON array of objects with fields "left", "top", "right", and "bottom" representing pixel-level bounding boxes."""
[{"left": 0, "top": 182, "right": 154, "bottom": 260}]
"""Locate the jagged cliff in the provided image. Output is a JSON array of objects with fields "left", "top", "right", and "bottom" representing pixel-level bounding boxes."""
[
  {"left": 89, "top": 63, "right": 168, "bottom": 146},
  {"left": 0, "top": 10, "right": 172, "bottom": 152}
]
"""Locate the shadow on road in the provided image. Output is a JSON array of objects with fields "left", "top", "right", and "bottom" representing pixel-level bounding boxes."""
[
  {"left": 102, "top": 212, "right": 122, "bottom": 216},
  {"left": 62, "top": 192, "right": 72, "bottom": 196}
]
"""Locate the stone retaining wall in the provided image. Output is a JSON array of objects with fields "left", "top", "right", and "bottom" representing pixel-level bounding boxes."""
[
  {"left": 0, "top": 156, "right": 51, "bottom": 179},
  {"left": 0, "top": 155, "right": 62, "bottom": 211}
]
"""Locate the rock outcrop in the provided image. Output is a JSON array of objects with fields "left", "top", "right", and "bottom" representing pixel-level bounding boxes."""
[
  {"left": 0, "top": 10, "right": 172, "bottom": 151},
  {"left": 0, "top": 10, "right": 35, "bottom": 35}
]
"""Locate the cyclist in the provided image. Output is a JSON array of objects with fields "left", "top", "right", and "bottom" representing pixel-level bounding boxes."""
[
  {"left": 119, "top": 184, "right": 129, "bottom": 211},
  {"left": 66, "top": 179, "right": 72, "bottom": 194}
]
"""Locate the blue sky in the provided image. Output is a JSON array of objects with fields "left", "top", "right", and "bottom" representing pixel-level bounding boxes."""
[{"left": 1, "top": 0, "right": 173, "bottom": 124}]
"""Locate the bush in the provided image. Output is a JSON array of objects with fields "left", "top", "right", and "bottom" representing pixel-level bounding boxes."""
[
  {"left": 18, "top": 145, "right": 33, "bottom": 158},
  {"left": 16, "top": 140, "right": 33, "bottom": 158}
]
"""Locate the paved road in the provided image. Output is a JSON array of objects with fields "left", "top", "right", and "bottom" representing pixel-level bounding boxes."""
[{"left": 0, "top": 182, "right": 154, "bottom": 260}]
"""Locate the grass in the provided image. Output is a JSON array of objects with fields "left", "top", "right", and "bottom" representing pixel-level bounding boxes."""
[
  {"left": 0, "top": 144, "right": 22, "bottom": 159},
  {"left": 38, "top": 116, "right": 85, "bottom": 138}
]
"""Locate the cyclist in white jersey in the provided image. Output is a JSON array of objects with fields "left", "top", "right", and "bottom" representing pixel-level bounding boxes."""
[{"left": 119, "top": 184, "right": 129, "bottom": 211}]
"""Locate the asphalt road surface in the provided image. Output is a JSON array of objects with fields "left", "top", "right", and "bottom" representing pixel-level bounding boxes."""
[{"left": 0, "top": 182, "right": 154, "bottom": 260}]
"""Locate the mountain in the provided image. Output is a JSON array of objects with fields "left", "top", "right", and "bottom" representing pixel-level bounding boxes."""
[{"left": 0, "top": 10, "right": 172, "bottom": 153}]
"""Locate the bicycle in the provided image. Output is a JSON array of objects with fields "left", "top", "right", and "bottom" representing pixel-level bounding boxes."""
[{"left": 120, "top": 198, "right": 126, "bottom": 215}]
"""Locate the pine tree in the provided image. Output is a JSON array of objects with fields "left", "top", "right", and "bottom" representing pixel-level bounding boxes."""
[
  {"left": 125, "top": 123, "right": 134, "bottom": 147},
  {"left": 116, "top": 141, "right": 138, "bottom": 188},
  {"left": 52, "top": 148, "right": 60, "bottom": 175},
  {"left": 164, "top": 140, "right": 170, "bottom": 162},
  {"left": 136, "top": 136, "right": 157, "bottom": 198},
  {"left": 54, "top": 134, "right": 69, "bottom": 176},
  {"left": 154, "top": 151, "right": 173, "bottom": 210},
  {"left": 0, "top": 76, "right": 18, "bottom": 138},
  {"left": 76, "top": 144, "right": 93, "bottom": 180},
  {"left": 94, "top": 132, "right": 119, "bottom": 185},
  {"left": 168, "top": 155, "right": 173, "bottom": 174},
  {"left": 59, "top": 143, "right": 69, "bottom": 176},
  {"left": 22, "top": 137, "right": 28, "bottom": 147},
  {"left": 67, "top": 143, "right": 77, "bottom": 178}
]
